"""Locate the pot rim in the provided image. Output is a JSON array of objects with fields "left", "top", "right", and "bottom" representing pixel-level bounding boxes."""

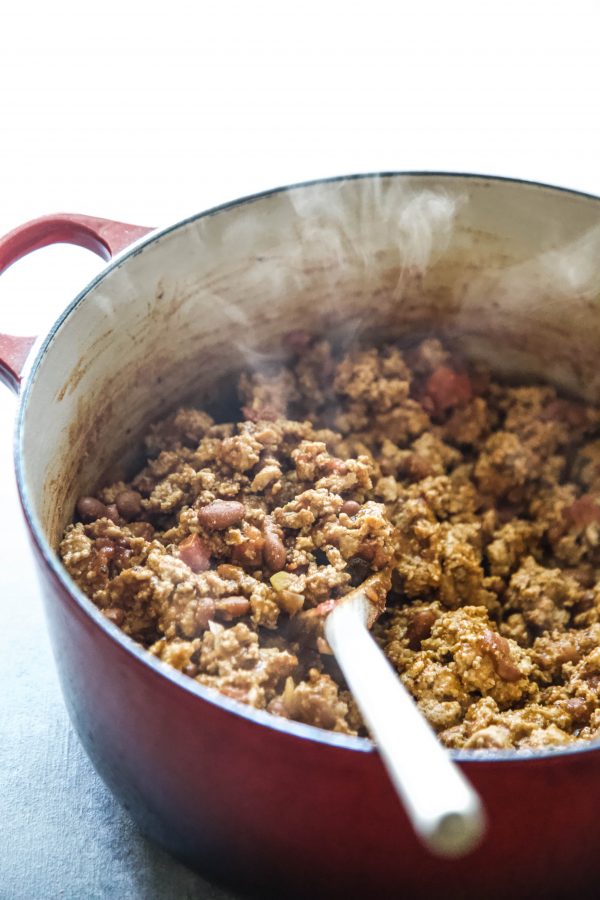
[{"left": 15, "top": 169, "right": 600, "bottom": 765}]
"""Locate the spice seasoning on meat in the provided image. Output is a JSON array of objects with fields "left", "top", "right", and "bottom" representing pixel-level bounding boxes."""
[{"left": 59, "top": 337, "right": 600, "bottom": 750}]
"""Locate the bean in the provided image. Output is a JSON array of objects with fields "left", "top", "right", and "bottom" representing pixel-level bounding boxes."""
[
  {"left": 480, "top": 629, "right": 521, "bottom": 682},
  {"left": 264, "top": 528, "right": 287, "bottom": 571},
  {"left": 183, "top": 662, "right": 199, "bottom": 678},
  {"left": 178, "top": 534, "right": 211, "bottom": 573},
  {"left": 197, "top": 499, "right": 245, "bottom": 530},
  {"left": 116, "top": 490, "right": 143, "bottom": 521},
  {"left": 77, "top": 496, "right": 108, "bottom": 523},
  {"left": 341, "top": 500, "right": 361, "bottom": 517}
]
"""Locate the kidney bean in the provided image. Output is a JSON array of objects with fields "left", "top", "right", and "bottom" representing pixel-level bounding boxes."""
[
  {"left": 115, "top": 490, "right": 143, "bottom": 521},
  {"left": 77, "top": 496, "right": 109, "bottom": 523},
  {"left": 264, "top": 527, "right": 287, "bottom": 571},
  {"left": 215, "top": 596, "right": 251, "bottom": 620},
  {"left": 103, "top": 607, "right": 125, "bottom": 626},
  {"left": 480, "top": 629, "right": 521, "bottom": 682},
  {"left": 341, "top": 500, "right": 361, "bottom": 517},
  {"left": 406, "top": 609, "right": 436, "bottom": 650},
  {"left": 197, "top": 499, "right": 245, "bottom": 530},
  {"left": 178, "top": 534, "right": 211, "bottom": 573}
]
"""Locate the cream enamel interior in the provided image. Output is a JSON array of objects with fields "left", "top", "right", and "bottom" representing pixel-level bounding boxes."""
[{"left": 18, "top": 174, "right": 600, "bottom": 547}]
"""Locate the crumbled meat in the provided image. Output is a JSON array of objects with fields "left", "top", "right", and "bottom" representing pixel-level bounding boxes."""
[{"left": 59, "top": 335, "right": 600, "bottom": 750}]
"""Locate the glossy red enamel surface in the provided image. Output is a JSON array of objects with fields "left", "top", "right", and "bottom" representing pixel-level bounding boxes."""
[
  {"left": 0, "top": 214, "right": 153, "bottom": 389},
  {"left": 0, "top": 334, "right": 35, "bottom": 392},
  {"left": 0, "top": 213, "right": 154, "bottom": 276}
]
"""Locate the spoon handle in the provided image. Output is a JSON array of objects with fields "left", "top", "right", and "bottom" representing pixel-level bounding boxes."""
[{"left": 325, "top": 597, "right": 486, "bottom": 858}]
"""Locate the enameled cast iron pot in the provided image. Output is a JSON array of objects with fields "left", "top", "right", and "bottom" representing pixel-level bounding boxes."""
[{"left": 3, "top": 174, "right": 600, "bottom": 899}]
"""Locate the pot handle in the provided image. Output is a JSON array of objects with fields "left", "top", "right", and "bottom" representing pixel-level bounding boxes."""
[{"left": 0, "top": 213, "right": 154, "bottom": 392}]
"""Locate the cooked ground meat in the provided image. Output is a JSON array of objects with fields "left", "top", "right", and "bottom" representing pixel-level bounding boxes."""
[{"left": 59, "top": 336, "right": 600, "bottom": 750}]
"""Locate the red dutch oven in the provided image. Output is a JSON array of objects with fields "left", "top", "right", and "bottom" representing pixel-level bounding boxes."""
[{"left": 3, "top": 174, "right": 600, "bottom": 899}]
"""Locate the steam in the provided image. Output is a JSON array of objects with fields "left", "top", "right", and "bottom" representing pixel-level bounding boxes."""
[
  {"left": 187, "top": 176, "right": 600, "bottom": 404},
  {"left": 465, "top": 222, "right": 600, "bottom": 314},
  {"left": 286, "top": 178, "right": 462, "bottom": 275},
  {"left": 194, "top": 178, "right": 464, "bottom": 376}
]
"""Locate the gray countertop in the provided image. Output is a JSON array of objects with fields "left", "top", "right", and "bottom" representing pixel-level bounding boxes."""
[{"left": 0, "top": 388, "right": 237, "bottom": 900}]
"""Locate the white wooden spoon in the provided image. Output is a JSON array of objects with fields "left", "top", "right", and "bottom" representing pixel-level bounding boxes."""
[{"left": 324, "top": 574, "right": 486, "bottom": 858}]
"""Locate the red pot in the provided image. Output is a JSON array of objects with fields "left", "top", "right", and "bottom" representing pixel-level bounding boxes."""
[{"left": 3, "top": 176, "right": 600, "bottom": 899}]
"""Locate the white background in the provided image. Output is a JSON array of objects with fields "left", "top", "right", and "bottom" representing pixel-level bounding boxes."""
[
  {"left": 1, "top": 1, "right": 600, "bottom": 333},
  {"left": 1, "top": 1, "right": 599, "bottom": 895}
]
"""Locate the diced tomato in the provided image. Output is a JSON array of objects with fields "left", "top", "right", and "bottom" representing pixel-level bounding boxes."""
[
  {"left": 424, "top": 366, "right": 472, "bottom": 414},
  {"left": 563, "top": 494, "right": 600, "bottom": 528},
  {"left": 178, "top": 533, "right": 211, "bottom": 572}
]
